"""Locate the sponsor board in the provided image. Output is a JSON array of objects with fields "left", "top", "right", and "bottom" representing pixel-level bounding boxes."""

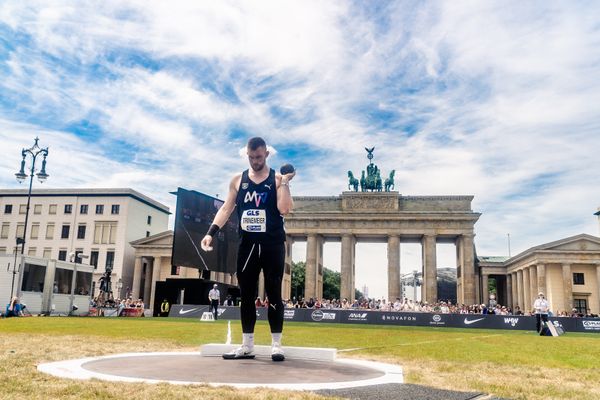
[
  {"left": 310, "top": 309, "right": 337, "bottom": 322},
  {"left": 463, "top": 317, "right": 485, "bottom": 326},
  {"left": 504, "top": 317, "right": 520, "bottom": 327},
  {"left": 582, "top": 320, "right": 600, "bottom": 331},
  {"left": 347, "top": 312, "right": 369, "bottom": 322},
  {"left": 284, "top": 309, "right": 296, "bottom": 320},
  {"left": 430, "top": 314, "right": 445, "bottom": 326}
]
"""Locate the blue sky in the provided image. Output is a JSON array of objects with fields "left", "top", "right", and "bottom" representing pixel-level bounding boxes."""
[{"left": 1, "top": 1, "right": 600, "bottom": 298}]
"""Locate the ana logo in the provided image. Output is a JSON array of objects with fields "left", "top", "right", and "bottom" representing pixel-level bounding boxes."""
[
  {"left": 432, "top": 314, "right": 442, "bottom": 322},
  {"left": 244, "top": 191, "right": 268, "bottom": 207},
  {"left": 504, "top": 317, "right": 519, "bottom": 327},
  {"left": 348, "top": 313, "right": 368, "bottom": 321}
]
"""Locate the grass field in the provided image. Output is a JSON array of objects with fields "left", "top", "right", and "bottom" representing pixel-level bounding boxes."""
[{"left": 1, "top": 317, "right": 599, "bottom": 400}]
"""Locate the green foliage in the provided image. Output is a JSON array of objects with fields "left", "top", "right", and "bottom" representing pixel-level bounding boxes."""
[
  {"left": 322, "top": 267, "right": 340, "bottom": 299},
  {"left": 292, "top": 261, "right": 363, "bottom": 300},
  {"left": 291, "top": 261, "right": 305, "bottom": 299}
]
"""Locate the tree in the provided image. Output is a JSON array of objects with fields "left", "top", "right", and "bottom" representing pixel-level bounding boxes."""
[
  {"left": 291, "top": 261, "right": 362, "bottom": 300},
  {"left": 291, "top": 261, "right": 305, "bottom": 299},
  {"left": 322, "top": 268, "right": 340, "bottom": 300}
]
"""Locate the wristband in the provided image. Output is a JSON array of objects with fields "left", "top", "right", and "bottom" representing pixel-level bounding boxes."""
[
  {"left": 280, "top": 181, "right": 289, "bottom": 186},
  {"left": 207, "top": 224, "right": 220, "bottom": 237}
]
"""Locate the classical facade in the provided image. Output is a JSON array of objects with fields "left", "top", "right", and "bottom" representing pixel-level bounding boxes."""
[
  {"left": 478, "top": 234, "right": 600, "bottom": 314},
  {"left": 283, "top": 191, "right": 481, "bottom": 304}
]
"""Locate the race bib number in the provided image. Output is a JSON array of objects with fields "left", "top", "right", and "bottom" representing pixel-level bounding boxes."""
[{"left": 241, "top": 209, "right": 266, "bottom": 232}]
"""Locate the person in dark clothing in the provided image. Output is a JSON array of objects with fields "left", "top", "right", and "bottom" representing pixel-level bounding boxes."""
[{"left": 201, "top": 137, "right": 294, "bottom": 361}]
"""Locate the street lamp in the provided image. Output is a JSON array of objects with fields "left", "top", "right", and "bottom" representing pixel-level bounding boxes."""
[{"left": 12, "top": 137, "right": 49, "bottom": 298}]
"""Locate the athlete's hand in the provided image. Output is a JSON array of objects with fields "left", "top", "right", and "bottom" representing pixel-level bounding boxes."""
[
  {"left": 282, "top": 170, "right": 296, "bottom": 183},
  {"left": 201, "top": 235, "right": 213, "bottom": 252}
]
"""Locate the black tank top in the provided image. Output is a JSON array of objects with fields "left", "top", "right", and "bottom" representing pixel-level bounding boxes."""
[{"left": 235, "top": 168, "right": 285, "bottom": 244}]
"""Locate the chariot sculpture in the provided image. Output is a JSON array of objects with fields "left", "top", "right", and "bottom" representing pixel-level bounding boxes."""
[{"left": 347, "top": 147, "right": 395, "bottom": 192}]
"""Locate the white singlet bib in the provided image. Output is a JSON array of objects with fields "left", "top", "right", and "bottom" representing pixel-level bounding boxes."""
[{"left": 241, "top": 209, "right": 267, "bottom": 232}]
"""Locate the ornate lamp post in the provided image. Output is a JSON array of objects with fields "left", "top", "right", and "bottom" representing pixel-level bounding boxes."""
[{"left": 12, "top": 137, "right": 49, "bottom": 298}]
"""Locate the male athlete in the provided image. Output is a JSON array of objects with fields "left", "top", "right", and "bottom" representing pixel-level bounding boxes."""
[{"left": 201, "top": 137, "right": 294, "bottom": 361}]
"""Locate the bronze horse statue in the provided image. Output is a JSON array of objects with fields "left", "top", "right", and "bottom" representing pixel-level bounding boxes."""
[
  {"left": 347, "top": 171, "right": 359, "bottom": 191},
  {"left": 384, "top": 169, "right": 395, "bottom": 191}
]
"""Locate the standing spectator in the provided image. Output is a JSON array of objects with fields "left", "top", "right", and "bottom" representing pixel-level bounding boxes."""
[
  {"left": 208, "top": 284, "right": 220, "bottom": 320},
  {"left": 160, "top": 299, "right": 170, "bottom": 317},
  {"left": 533, "top": 292, "right": 549, "bottom": 333}
]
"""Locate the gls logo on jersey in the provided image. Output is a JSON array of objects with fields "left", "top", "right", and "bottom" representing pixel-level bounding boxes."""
[{"left": 244, "top": 191, "right": 268, "bottom": 207}]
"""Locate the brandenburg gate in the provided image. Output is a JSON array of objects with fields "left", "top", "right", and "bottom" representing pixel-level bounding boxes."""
[{"left": 282, "top": 192, "right": 481, "bottom": 305}]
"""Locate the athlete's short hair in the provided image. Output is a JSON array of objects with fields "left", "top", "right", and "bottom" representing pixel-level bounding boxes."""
[{"left": 247, "top": 137, "right": 266, "bottom": 151}]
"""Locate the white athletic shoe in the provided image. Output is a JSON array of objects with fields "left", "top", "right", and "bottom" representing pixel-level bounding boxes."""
[
  {"left": 222, "top": 345, "right": 255, "bottom": 360},
  {"left": 271, "top": 342, "right": 285, "bottom": 362}
]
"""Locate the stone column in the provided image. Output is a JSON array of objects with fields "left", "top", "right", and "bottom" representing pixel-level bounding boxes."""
[
  {"left": 596, "top": 263, "right": 600, "bottom": 314},
  {"left": 282, "top": 235, "right": 293, "bottom": 300},
  {"left": 511, "top": 272, "right": 518, "bottom": 310},
  {"left": 522, "top": 267, "right": 530, "bottom": 313},
  {"left": 422, "top": 234, "right": 437, "bottom": 304},
  {"left": 340, "top": 234, "right": 355, "bottom": 302},
  {"left": 506, "top": 273, "right": 513, "bottom": 310},
  {"left": 536, "top": 263, "right": 546, "bottom": 298},
  {"left": 562, "top": 263, "right": 573, "bottom": 312},
  {"left": 516, "top": 269, "right": 523, "bottom": 311},
  {"left": 149, "top": 256, "right": 161, "bottom": 315},
  {"left": 482, "top": 273, "right": 489, "bottom": 306},
  {"left": 132, "top": 256, "right": 143, "bottom": 300},
  {"left": 316, "top": 236, "right": 324, "bottom": 300},
  {"left": 461, "top": 234, "right": 476, "bottom": 305},
  {"left": 387, "top": 235, "right": 401, "bottom": 301},
  {"left": 529, "top": 266, "right": 537, "bottom": 308},
  {"left": 305, "top": 234, "right": 318, "bottom": 300},
  {"left": 143, "top": 259, "right": 152, "bottom": 303}
]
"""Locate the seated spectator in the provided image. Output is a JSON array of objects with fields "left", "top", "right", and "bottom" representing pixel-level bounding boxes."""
[{"left": 5, "top": 297, "right": 24, "bottom": 317}]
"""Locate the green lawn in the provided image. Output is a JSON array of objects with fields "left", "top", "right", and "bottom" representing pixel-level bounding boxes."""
[{"left": 1, "top": 317, "right": 599, "bottom": 399}]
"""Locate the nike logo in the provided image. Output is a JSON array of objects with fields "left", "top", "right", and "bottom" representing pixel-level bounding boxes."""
[
  {"left": 464, "top": 317, "right": 485, "bottom": 325},
  {"left": 179, "top": 308, "right": 200, "bottom": 315}
]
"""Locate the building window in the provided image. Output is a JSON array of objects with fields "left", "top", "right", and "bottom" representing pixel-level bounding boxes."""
[
  {"left": 74, "top": 250, "right": 84, "bottom": 263},
  {"left": 21, "top": 263, "right": 45, "bottom": 293},
  {"left": 93, "top": 222, "right": 117, "bottom": 244},
  {"left": 146, "top": 231, "right": 150, "bottom": 237},
  {"left": 64, "top": 204, "right": 73, "bottom": 214},
  {"left": 0, "top": 247, "right": 6, "bottom": 255},
  {"left": 58, "top": 250, "right": 67, "bottom": 261},
  {"left": 1, "top": 223, "right": 9, "bottom": 239},
  {"left": 574, "top": 298, "right": 587, "bottom": 314},
  {"left": 80, "top": 204, "right": 88, "bottom": 214},
  {"left": 45, "top": 223, "right": 55, "bottom": 240},
  {"left": 16, "top": 223, "right": 24, "bottom": 239},
  {"left": 4, "top": 204, "right": 12, "bottom": 214},
  {"left": 171, "top": 265, "right": 180, "bottom": 275},
  {"left": 43, "top": 248, "right": 52, "bottom": 259},
  {"left": 147, "top": 215, "right": 152, "bottom": 225},
  {"left": 28, "top": 247, "right": 36, "bottom": 256},
  {"left": 49, "top": 204, "right": 57, "bottom": 215},
  {"left": 96, "top": 205, "right": 104, "bottom": 214},
  {"left": 111, "top": 205, "right": 120, "bottom": 214},
  {"left": 61, "top": 225, "right": 70, "bottom": 239},
  {"left": 54, "top": 268, "right": 73, "bottom": 294},
  {"left": 30, "top": 223, "right": 40, "bottom": 239},
  {"left": 33, "top": 204, "right": 42, "bottom": 214},
  {"left": 90, "top": 250, "right": 99, "bottom": 269},
  {"left": 105, "top": 251, "right": 115, "bottom": 270},
  {"left": 19, "top": 204, "right": 27, "bottom": 214},
  {"left": 77, "top": 224, "right": 86, "bottom": 239},
  {"left": 573, "top": 273, "right": 585, "bottom": 285},
  {"left": 75, "top": 271, "right": 92, "bottom": 295}
]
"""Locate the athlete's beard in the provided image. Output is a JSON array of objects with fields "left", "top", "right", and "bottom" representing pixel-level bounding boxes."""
[{"left": 250, "top": 161, "right": 266, "bottom": 172}]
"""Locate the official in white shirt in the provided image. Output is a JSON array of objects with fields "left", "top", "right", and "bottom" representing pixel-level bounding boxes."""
[
  {"left": 533, "top": 292, "right": 550, "bottom": 333},
  {"left": 208, "top": 284, "right": 220, "bottom": 320}
]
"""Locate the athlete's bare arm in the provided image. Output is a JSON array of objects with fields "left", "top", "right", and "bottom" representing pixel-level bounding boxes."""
[
  {"left": 200, "top": 173, "right": 242, "bottom": 251},
  {"left": 276, "top": 170, "right": 295, "bottom": 215}
]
